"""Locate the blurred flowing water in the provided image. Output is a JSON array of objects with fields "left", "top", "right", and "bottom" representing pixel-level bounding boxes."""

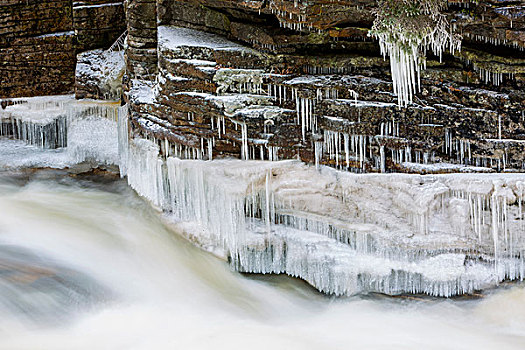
[{"left": 0, "top": 171, "right": 524, "bottom": 350}]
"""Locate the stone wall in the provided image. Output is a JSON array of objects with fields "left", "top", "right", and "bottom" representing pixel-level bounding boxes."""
[{"left": 0, "top": 0, "right": 126, "bottom": 98}]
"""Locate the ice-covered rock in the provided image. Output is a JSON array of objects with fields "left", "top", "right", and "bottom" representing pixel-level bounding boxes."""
[
  {"left": 0, "top": 95, "right": 120, "bottom": 168},
  {"left": 75, "top": 49, "right": 125, "bottom": 100},
  {"left": 119, "top": 102, "right": 525, "bottom": 296}
]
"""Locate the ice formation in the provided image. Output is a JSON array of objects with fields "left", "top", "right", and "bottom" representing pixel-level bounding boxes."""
[
  {"left": 158, "top": 26, "right": 258, "bottom": 54},
  {"left": 118, "top": 105, "right": 525, "bottom": 297},
  {"left": 0, "top": 95, "right": 119, "bottom": 167},
  {"left": 76, "top": 49, "right": 126, "bottom": 100},
  {"left": 3, "top": 96, "right": 525, "bottom": 297},
  {"left": 370, "top": 0, "right": 461, "bottom": 107},
  {"left": 0, "top": 96, "right": 72, "bottom": 148}
]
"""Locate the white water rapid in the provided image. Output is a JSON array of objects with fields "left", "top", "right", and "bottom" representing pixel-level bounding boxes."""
[{"left": 0, "top": 173, "right": 524, "bottom": 350}]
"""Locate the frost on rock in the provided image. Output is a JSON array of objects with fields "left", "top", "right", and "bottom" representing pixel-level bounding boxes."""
[
  {"left": 208, "top": 94, "right": 274, "bottom": 115},
  {"left": 76, "top": 49, "right": 125, "bottom": 100},
  {"left": 120, "top": 123, "right": 525, "bottom": 297},
  {"left": 213, "top": 69, "right": 265, "bottom": 95},
  {"left": 0, "top": 95, "right": 120, "bottom": 168},
  {"left": 370, "top": 0, "right": 461, "bottom": 107},
  {"left": 158, "top": 26, "right": 257, "bottom": 53},
  {"left": 129, "top": 79, "right": 158, "bottom": 105}
]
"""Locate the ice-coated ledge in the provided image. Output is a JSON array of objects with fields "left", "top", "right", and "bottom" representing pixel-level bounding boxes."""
[
  {"left": 0, "top": 96, "right": 120, "bottom": 167},
  {"left": 119, "top": 104, "right": 525, "bottom": 296},
  {"left": 157, "top": 25, "right": 264, "bottom": 66},
  {"left": 158, "top": 26, "right": 255, "bottom": 52}
]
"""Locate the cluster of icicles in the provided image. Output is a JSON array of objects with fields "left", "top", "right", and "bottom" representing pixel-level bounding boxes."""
[
  {"left": 371, "top": 0, "right": 462, "bottom": 107},
  {"left": 265, "top": 82, "right": 357, "bottom": 142},
  {"left": 119, "top": 104, "right": 525, "bottom": 297},
  {"left": 320, "top": 126, "right": 517, "bottom": 174},
  {"left": 196, "top": 68, "right": 359, "bottom": 163},
  {"left": 0, "top": 96, "right": 119, "bottom": 165},
  {"left": 462, "top": 32, "right": 525, "bottom": 51},
  {"left": 158, "top": 63, "right": 512, "bottom": 175},
  {"left": 210, "top": 64, "right": 507, "bottom": 173},
  {"left": 0, "top": 114, "right": 67, "bottom": 149},
  {"left": 0, "top": 98, "right": 69, "bottom": 148},
  {"left": 268, "top": 0, "right": 312, "bottom": 32},
  {"left": 315, "top": 123, "right": 513, "bottom": 174},
  {"left": 462, "top": 57, "right": 514, "bottom": 86},
  {"left": 193, "top": 30, "right": 508, "bottom": 175},
  {"left": 172, "top": 65, "right": 513, "bottom": 174}
]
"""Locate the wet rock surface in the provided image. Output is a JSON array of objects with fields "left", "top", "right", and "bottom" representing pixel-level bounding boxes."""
[{"left": 0, "top": 244, "right": 110, "bottom": 324}]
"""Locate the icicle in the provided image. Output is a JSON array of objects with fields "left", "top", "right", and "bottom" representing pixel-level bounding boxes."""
[
  {"left": 314, "top": 141, "right": 323, "bottom": 169},
  {"left": 241, "top": 122, "right": 249, "bottom": 160},
  {"left": 380, "top": 145, "right": 386, "bottom": 173},
  {"left": 265, "top": 170, "right": 272, "bottom": 233}
]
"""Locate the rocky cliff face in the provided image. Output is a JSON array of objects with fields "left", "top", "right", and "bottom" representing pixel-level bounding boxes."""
[
  {"left": 124, "top": 0, "right": 158, "bottom": 79},
  {"left": 117, "top": 0, "right": 525, "bottom": 297},
  {"left": 123, "top": 0, "right": 525, "bottom": 174},
  {"left": 0, "top": 0, "right": 126, "bottom": 98},
  {"left": 2, "top": 0, "right": 525, "bottom": 172}
]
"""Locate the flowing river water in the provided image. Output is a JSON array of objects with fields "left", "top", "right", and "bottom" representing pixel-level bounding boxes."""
[{"left": 0, "top": 170, "right": 524, "bottom": 349}]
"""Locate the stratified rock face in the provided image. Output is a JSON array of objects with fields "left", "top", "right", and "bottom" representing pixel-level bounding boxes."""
[
  {"left": 0, "top": 0, "right": 126, "bottom": 98},
  {"left": 124, "top": 0, "right": 158, "bottom": 80},
  {"left": 0, "top": 0, "right": 75, "bottom": 98},
  {"left": 0, "top": 0, "right": 73, "bottom": 42},
  {"left": 123, "top": 0, "right": 525, "bottom": 174},
  {"left": 73, "top": 1, "right": 127, "bottom": 51},
  {"left": 0, "top": 31, "right": 77, "bottom": 98}
]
